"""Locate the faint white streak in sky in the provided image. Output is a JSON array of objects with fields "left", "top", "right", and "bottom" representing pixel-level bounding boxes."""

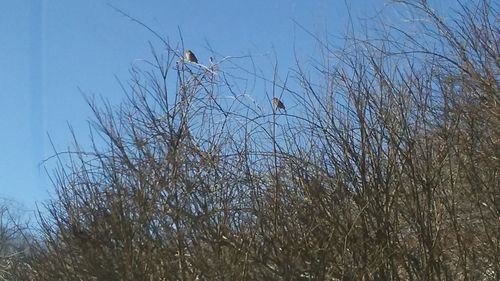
[{"left": 29, "top": 0, "right": 46, "bottom": 192}]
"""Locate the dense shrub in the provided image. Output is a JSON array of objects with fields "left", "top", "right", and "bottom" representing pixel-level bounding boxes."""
[{"left": 11, "top": 1, "right": 499, "bottom": 280}]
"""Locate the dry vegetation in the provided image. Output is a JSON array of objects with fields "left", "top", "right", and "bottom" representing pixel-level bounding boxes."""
[{"left": 2, "top": 0, "right": 499, "bottom": 280}]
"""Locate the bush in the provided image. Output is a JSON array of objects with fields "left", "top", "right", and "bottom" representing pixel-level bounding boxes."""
[{"left": 13, "top": 1, "right": 499, "bottom": 280}]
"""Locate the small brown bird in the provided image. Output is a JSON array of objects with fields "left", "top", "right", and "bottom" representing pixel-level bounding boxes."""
[
  {"left": 184, "top": 49, "right": 198, "bottom": 63},
  {"left": 272, "top": 97, "right": 286, "bottom": 110}
]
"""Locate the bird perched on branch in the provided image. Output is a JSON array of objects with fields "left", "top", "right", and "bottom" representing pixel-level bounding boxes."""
[
  {"left": 272, "top": 97, "right": 286, "bottom": 111},
  {"left": 184, "top": 49, "right": 198, "bottom": 63}
]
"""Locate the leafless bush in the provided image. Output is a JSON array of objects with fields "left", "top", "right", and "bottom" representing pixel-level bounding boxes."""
[
  {"left": 0, "top": 199, "right": 31, "bottom": 281},
  {"left": 12, "top": 0, "right": 499, "bottom": 280}
]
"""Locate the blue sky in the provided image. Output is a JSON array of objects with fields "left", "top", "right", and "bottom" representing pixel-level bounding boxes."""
[{"left": 1, "top": 0, "right": 459, "bottom": 211}]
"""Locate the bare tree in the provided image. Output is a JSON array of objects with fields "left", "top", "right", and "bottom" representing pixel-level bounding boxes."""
[
  {"left": 0, "top": 199, "right": 31, "bottom": 281},
  {"left": 11, "top": 0, "right": 499, "bottom": 280}
]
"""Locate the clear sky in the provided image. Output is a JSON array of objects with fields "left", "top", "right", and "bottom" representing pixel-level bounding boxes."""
[{"left": 1, "top": 0, "right": 457, "bottom": 211}]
